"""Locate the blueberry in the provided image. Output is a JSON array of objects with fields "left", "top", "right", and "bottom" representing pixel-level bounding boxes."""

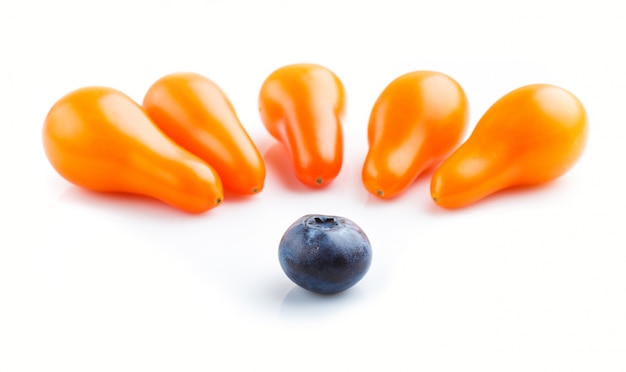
[{"left": 278, "top": 214, "right": 372, "bottom": 295}]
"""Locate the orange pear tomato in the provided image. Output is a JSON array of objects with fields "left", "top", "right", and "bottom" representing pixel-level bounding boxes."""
[
  {"left": 42, "top": 86, "right": 224, "bottom": 213},
  {"left": 258, "top": 63, "right": 346, "bottom": 187},
  {"left": 362, "top": 71, "right": 469, "bottom": 198},
  {"left": 143, "top": 72, "right": 265, "bottom": 195},
  {"left": 431, "top": 83, "right": 588, "bottom": 209}
]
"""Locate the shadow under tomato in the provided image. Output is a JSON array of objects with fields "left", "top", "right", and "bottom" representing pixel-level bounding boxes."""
[
  {"left": 424, "top": 178, "right": 569, "bottom": 215},
  {"left": 59, "top": 185, "right": 212, "bottom": 220},
  {"left": 263, "top": 142, "right": 319, "bottom": 193},
  {"left": 363, "top": 166, "right": 437, "bottom": 207},
  {"left": 221, "top": 187, "right": 264, "bottom": 204}
]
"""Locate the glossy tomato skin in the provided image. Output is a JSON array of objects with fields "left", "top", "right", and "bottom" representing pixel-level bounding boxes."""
[
  {"left": 42, "top": 86, "right": 223, "bottom": 213},
  {"left": 259, "top": 63, "right": 346, "bottom": 187},
  {"left": 143, "top": 72, "right": 265, "bottom": 195},
  {"left": 431, "top": 84, "right": 588, "bottom": 209},
  {"left": 362, "top": 71, "right": 469, "bottom": 198}
]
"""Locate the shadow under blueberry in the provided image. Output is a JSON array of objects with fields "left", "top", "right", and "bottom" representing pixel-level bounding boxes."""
[{"left": 279, "top": 285, "right": 367, "bottom": 321}]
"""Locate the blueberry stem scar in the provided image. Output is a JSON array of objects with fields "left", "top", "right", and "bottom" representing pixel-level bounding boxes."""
[{"left": 307, "top": 215, "right": 338, "bottom": 229}]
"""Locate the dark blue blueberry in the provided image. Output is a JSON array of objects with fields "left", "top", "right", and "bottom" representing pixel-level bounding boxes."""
[{"left": 278, "top": 214, "right": 372, "bottom": 295}]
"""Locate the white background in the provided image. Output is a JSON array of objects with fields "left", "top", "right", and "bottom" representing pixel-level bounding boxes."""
[{"left": 1, "top": 0, "right": 625, "bottom": 371}]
